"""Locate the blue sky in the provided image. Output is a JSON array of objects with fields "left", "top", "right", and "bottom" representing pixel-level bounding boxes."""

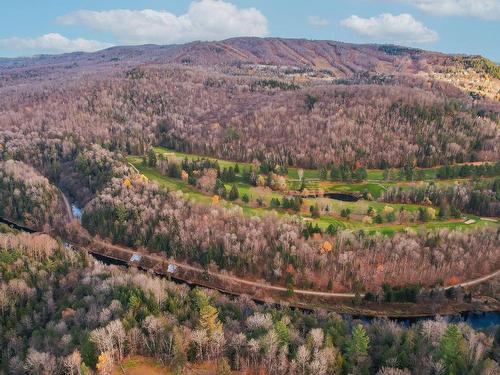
[{"left": 0, "top": 0, "right": 499, "bottom": 61}]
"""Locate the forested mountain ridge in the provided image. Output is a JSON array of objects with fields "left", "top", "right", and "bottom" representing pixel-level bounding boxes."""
[
  {"left": 1, "top": 58, "right": 499, "bottom": 171},
  {"left": 0, "top": 36, "right": 499, "bottom": 293},
  {"left": 0, "top": 37, "right": 498, "bottom": 99},
  {"left": 0, "top": 35, "right": 499, "bottom": 375}
]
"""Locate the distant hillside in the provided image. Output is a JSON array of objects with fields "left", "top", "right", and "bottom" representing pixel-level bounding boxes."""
[
  {"left": 0, "top": 37, "right": 499, "bottom": 172},
  {"left": 1, "top": 37, "right": 498, "bottom": 99}
]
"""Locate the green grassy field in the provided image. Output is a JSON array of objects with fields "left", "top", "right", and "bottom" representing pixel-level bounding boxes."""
[
  {"left": 153, "top": 146, "right": 252, "bottom": 171},
  {"left": 367, "top": 167, "right": 438, "bottom": 181},
  {"left": 327, "top": 182, "right": 388, "bottom": 198},
  {"left": 128, "top": 150, "right": 499, "bottom": 234}
]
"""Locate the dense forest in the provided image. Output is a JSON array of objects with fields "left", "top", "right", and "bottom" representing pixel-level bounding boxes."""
[
  {"left": 0, "top": 231, "right": 499, "bottom": 375},
  {"left": 0, "top": 37, "right": 499, "bottom": 374},
  {"left": 381, "top": 179, "right": 500, "bottom": 217},
  {"left": 0, "top": 160, "right": 62, "bottom": 230},
  {"left": 1, "top": 61, "right": 499, "bottom": 174},
  {"left": 1, "top": 143, "right": 498, "bottom": 293},
  {"left": 58, "top": 145, "right": 127, "bottom": 206},
  {"left": 82, "top": 177, "right": 500, "bottom": 291}
]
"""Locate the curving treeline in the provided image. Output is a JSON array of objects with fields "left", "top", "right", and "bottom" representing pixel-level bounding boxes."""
[{"left": 82, "top": 177, "right": 500, "bottom": 291}]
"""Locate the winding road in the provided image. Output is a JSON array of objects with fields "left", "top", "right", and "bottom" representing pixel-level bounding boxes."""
[
  {"left": 91, "top": 236, "right": 359, "bottom": 297},
  {"left": 14, "top": 189, "right": 500, "bottom": 308},
  {"left": 87, "top": 232, "right": 500, "bottom": 299}
]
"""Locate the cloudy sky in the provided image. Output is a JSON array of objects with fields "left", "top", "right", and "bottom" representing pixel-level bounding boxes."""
[{"left": 1, "top": 0, "right": 499, "bottom": 60}]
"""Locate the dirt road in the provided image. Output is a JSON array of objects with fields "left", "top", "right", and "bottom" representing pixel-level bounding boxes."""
[{"left": 88, "top": 234, "right": 499, "bottom": 299}]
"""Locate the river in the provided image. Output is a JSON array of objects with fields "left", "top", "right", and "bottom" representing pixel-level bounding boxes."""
[
  {"left": 1, "top": 213, "right": 498, "bottom": 331},
  {"left": 346, "top": 311, "right": 499, "bottom": 331}
]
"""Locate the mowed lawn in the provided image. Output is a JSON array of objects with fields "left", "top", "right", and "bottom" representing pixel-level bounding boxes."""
[
  {"left": 153, "top": 146, "right": 252, "bottom": 171},
  {"left": 128, "top": 152, "right": 499, "bottom": 234}
]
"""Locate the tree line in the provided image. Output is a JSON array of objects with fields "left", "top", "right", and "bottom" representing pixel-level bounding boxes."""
[
  {"left": 381, "top": 179, "right": 500, "bottom": 217},
  {"left": 0, "top": 230, "right": 498, "bottom": 374},
  {"left": 81, "top": 176, "right": 500, "bottom": 292}
]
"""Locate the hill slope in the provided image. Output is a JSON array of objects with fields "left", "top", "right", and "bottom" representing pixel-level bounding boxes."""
[
  {"left": 0, "top": 37, "right": 498, "bottom": 171},
  {"left": 1, "top": 37, "right": 498, "bottom": 99}
]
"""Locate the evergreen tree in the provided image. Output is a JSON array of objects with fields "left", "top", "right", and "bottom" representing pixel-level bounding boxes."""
[
  {"left": 330, "top": 165, "right": 341, "bottom": 181},
  {"left": 310, "top": 204, "right": 320, "bottom": 218},
  {"left": 285, "top": 272, "right": 294, "bottom": 297},
  {"left": 319, "top": 166, "right": 328, "bottom": 180},
  {"left": 353, "top": 167, "right": 367, "bottom": 181},
  {"left": 346, "top": 324, "right": 370, "bottom": 372},
  {"left": 147, "top": 148, "right": 157, "bottom": 167},
  {"left": 341, "top": 208, "right": 351, "bottom": 218},
  {"left": 274, "top": 320, "right": 291, "bottom": 348},
  {"left": 270, "top": 198, "right": 280, "bottom": 208},
  {"left": 214, "top": 179, "right": 227, "bottom": 198},
  {"left": 228, "top": 184, "right": 239, "bottom": 201},
  {"left": 168, "top": 163, "right": 181, "bottom": 178},
  {"left": 450, "top": 206, "right": 461, "bottom": 219},
  {"left": 326, "top": 224, "right": 338, "bottom": 235},
  {"left": 383, "top": 168, "right": 390, "bottom": 181},
  {"left": 439, "top": 324, "right": 466, "bottom": 374},
  {"left": 194, "top": 289, "right": 222, "bottom": 335}
]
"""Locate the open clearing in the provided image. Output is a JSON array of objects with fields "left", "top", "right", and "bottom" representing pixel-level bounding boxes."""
[
  {"left": 127, "top": 148, "right": 499, "bottom": 234},
  {"left": 113, "top": 356, "right": 243, "bottom": 375}
]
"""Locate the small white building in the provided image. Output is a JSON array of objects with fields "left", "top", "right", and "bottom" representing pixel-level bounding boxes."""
[
  {"left": 167, "top": 264, "right": 177, "bottom": 274},
  {"left": 130, "top": 254, "right": 142, "bottom": 263}
]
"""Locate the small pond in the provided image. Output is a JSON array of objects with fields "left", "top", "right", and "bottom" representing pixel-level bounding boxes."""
[{"left": 324, "top": 192, "right": 361, "bottom": 202}]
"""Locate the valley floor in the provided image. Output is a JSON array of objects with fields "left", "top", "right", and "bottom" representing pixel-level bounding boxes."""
[{"left": 127, "top": 147, "right": 499, "bottom": 235}]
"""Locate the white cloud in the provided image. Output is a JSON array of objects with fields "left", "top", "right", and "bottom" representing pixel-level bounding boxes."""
[
  {"left": 0, "top": 33, "right": 113, "bottom": 54},
  {"left": 341, "top": 13, "right": 439, "bottom": 44},
  {"left": 308, "top": 16, "right": 330, "bottom": 28},
  {"left": 57, "top": 0, "right": 269, "bottom": 45},
  {"left": 401, "top": 0, "right": 500, "bottom": 20}
]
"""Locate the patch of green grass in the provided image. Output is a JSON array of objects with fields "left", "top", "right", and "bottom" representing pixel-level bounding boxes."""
[
  {"left": 154, "top": 146, "right": 321, "bottom": 181},
  {"left": 128, "top": 157, "right": 212, "bottom": 204},
  {"left": 367, "top": 169, "right": 384, "bottom": 180},
  {"left": 364, "top": 215, "right": 492, "bottom": 233},
  {"left": 224, "top": 183, "right": 283, "bottom": 204},
  {"left": 122, "top": 358, "right": 141, "bottom": 369},
  {"left": 327, "top": 182, "right": 387, "bottom": 198},
  {"left": 287, "top": 167, "right": 318, "bottom": 180},
  {"left": 128, "top": 153, "right": 499, "bottom": 234},
  {"left": 367, "top": 167, "right": 437, "bottom": 181},
  {"left": 153, "top": 146, "right": 251, "bottom": 171}
]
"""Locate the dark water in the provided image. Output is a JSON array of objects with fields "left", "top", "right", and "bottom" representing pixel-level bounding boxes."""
[
  {"left": 91, "top": 250, "right": 500, "bottom": 330},
  {"left": 449, "top": 311, "right": 500, "bottom": 330},
  {"left": 90, "top": 252, "right": 128, "bottom": 266},
  {"left": 344, "top": 311, "right": 500, "bottom": 331},
  {"left": 6, "top": 211, "right": 495, "bottom": 331},
  {"left": 324, "top": 192, "right": 361, "bottom": 202}
]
